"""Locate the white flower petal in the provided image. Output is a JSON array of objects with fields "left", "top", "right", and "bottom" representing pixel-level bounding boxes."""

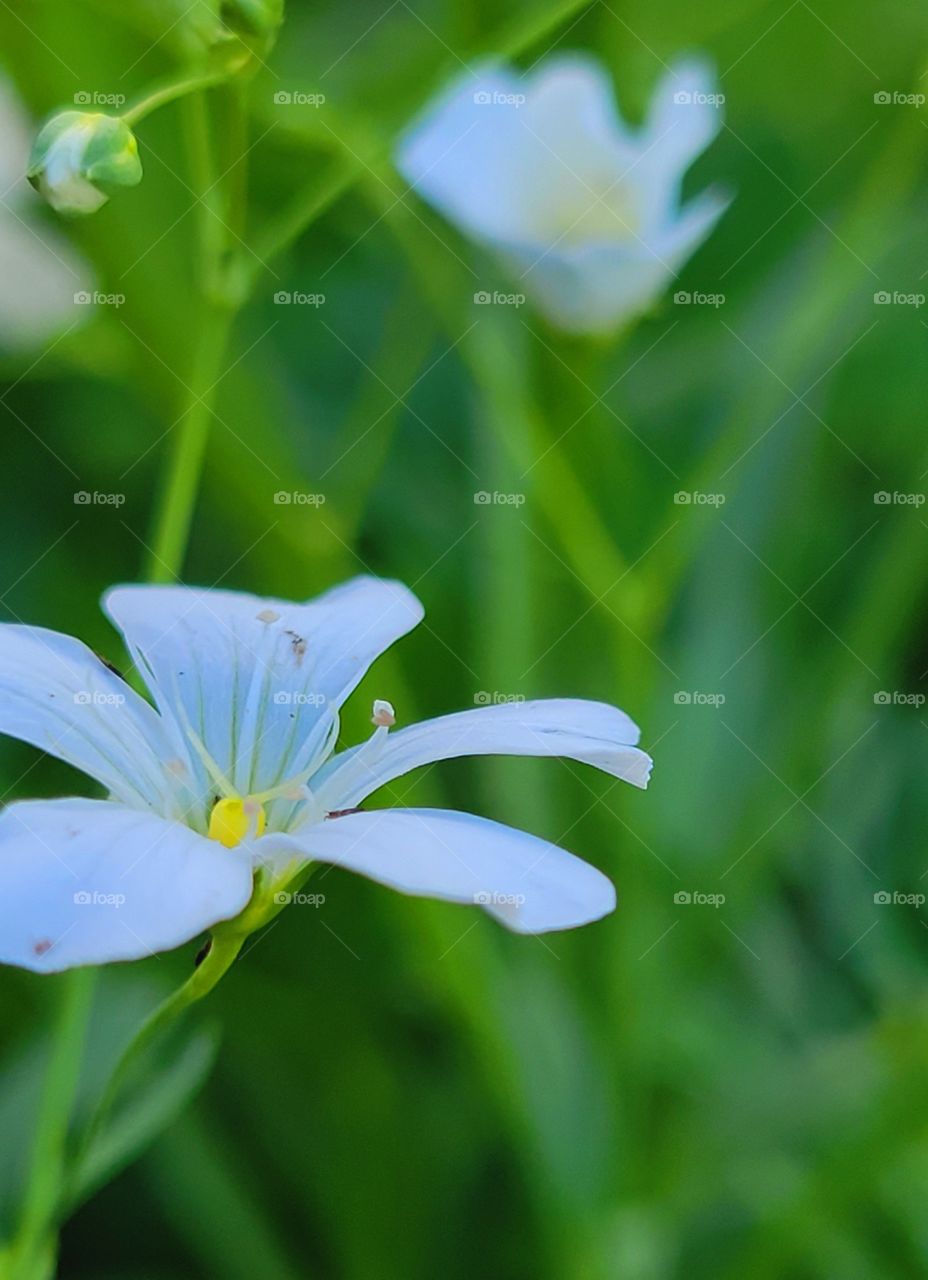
[
  {"left": 317, "top": 698, "right": 652, "bottom": 810},
  {"left": 0, "top": 798, "right": 254, "bottom": 972},
  {"left": 0, "top": 624, "right": 180, "bottom": 811},
  {"left": 398, "top": 57, "right": 636, "bottom": 248},
  {"left": 103, "top": 577, "right": 423, "bottom": 797},
  {"left": 643, "top": 59, "right": 723, "bottom": 181},
  {"left": 506, "top": 238, "right": 669, "bottom": 334},
  {"left": 398, "top": 64, "right": 535, "bottom": 243},
  {"left": 262, "top": 807, "right": 616, "bottom": 933},
  {"left": 508, "top": 182, "right": 728, "bottom": 335}
]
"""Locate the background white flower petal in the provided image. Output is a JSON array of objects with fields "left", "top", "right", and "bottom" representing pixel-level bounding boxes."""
[
  {"left": 640, "top": 59, "right": 724, "bottom": 201},
  {"left": 0, "top": 798, "right": 254, "bottom": 972},
  {"left": 261, "top": 807, "right": 616, "bottom": 933}
]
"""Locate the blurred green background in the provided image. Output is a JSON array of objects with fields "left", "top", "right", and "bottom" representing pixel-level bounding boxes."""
[{"left": 3, "top": 0, "right": 928, "bottom": 1276}]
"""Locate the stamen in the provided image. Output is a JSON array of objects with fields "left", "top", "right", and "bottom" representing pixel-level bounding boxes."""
[
  {"left": 371, "top": 699, "right": 395, "bottom": 727},
  {"left": 185, "top": 726, "right": 238, "bottom": 798}
]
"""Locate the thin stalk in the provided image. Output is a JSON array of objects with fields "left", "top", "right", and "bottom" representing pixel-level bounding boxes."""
[
  {"left": 122, "top": 70, "right": 229, "bottom": 127},
  {"left": 145, "top": 309, "right": 232, "bottom": 581},
  {"left": 8, "top": 971, "right": 95, "bottom": 1280},
  {"left": 67, "top": 932, "right": 245, "bottom": 1195}
]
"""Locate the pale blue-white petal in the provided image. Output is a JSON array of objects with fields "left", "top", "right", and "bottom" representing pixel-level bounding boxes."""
[
  {"left": 636, "top": 58, "right": 725, "bottom": 221},
  {"left": 505, "top": 180, "right": 728, "bottom": 335},
  {"left": 398, "top": 56, "right": 638, "bottom": 250},
  {"left": 261, "top": 807, "right": 616, "bottom": 934},
  {"left": 316, "top": 698, "right": 652, "bottom": 810},
  {"left": 102, "top": 577, "right": 423, "bottom": 800},
  {"left": 0, "top": 798, "right": 253, "bottom": 972},
  {"left": 0, "top": 624, "right": 181, "bottom": 812},
  {"left": 398, "top": 63, "right": 537, "bottom": 243}
]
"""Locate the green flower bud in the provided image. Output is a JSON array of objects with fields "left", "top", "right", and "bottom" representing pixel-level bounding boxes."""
[{"left": 27, "top": 111, "right": 142, "bottom": 217}]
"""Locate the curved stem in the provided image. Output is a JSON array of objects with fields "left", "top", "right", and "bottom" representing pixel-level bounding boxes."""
[
  {"left": 66, "top": 932, "right": 244, "bottom": 1199},
  {"left": 123, "top": 70, "right": 228, "bottom": 127}
]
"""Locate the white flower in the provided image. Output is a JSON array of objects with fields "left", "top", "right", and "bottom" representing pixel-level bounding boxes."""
[
  {"left": 28, "top": 110, "right": 142, "bottom": 217},
  {"left": 396, "top": 54, "right": 729, "bottom": 335},
  {"left": 0, "top": 79, "right": 93, "bottom": 350},
  {"left": 0, "top": 577, "right": 652, "bottom": 972}
]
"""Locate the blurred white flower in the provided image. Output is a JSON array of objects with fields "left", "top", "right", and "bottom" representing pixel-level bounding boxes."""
[
  {"left": 0, "top": 576, "right": 652, "bottom": 971},
  {"left": 0, "top": 78, "right": 93, "bottom": 351},
  {"left": 397, "top": 54, "right": 730, "bottom": 335}
]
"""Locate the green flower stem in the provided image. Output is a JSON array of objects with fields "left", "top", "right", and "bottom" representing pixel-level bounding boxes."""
[
  {"left": 67, "top": 931, "right": 245, "bottom": 1197},
  {"left": 146, "top": 89, "right": 238, "bottom": 583},
  {"left": 8, "top": 969, "right": 95, "bottom": 1280},
  {"left": 145, "top": 306, "right": 233, "bottom": 582},
  {"left": 69, "top": 859, "right": 319, "bottom": 1201},
  {"left": 122, "top": 70, "right": 230, "bottom": 127}
]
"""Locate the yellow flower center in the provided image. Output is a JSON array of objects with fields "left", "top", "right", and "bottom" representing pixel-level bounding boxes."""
[{"left": 208, "top": 797, "right": 267, "bottom": 848}]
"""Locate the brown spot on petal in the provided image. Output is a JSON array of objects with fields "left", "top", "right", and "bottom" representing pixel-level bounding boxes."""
[{"left": 285, "top": 629, "right": 307, "bottom": 666}]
